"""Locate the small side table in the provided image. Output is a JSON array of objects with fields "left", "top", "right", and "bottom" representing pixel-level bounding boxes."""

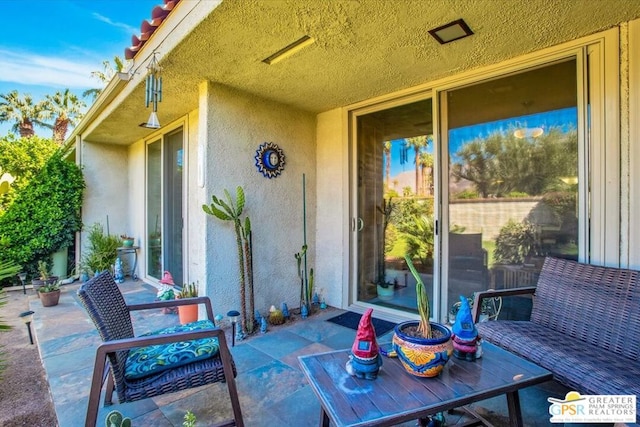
[{"left": 116, "top": 246, "right": 139, "bottom": 280}]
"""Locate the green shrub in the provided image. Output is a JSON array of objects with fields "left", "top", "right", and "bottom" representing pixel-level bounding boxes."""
[
  {"left": 82, "top": 223, "right": 121, "bottom": 275},
  {"left": 0, "top": 149, "right": 84, "bottom": 281},
  {"left": 494, "top": 219, "right": 537, "bottom": 264}
]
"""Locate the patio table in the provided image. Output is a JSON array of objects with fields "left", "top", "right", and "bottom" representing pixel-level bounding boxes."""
[{"left": 299, "top": 341, "right": 552, "bottom": 427}]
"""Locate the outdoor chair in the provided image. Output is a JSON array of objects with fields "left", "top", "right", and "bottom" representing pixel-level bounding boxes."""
[{"left": 77, "top": 271, "right": 243, "bottom": 427}]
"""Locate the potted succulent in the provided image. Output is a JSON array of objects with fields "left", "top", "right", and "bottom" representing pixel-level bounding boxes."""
[
  {"left": 32, "top": 260, "right": 58, "bottom": 298},
  {"left": 39, "top": 281, "right": 61, "bottom": 307},
  {"left": 388, "top": 255, "right": 453, "bottom": 377},
  {"left": 176, "top": 282, "right": 199, "bottom": 324}
]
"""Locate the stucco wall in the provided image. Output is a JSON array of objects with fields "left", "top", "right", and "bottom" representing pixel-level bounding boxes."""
[
  {"left": 80, "top": 142, "right": 130, "bottom": 249},
  {"left": 204, "top": 83, "right": 316, "bottom": 318},
  {"left": 450, "top": 198, "right": 557, "bottom": 240},
  {"left": 315, "top": 108, "right": 347, "bottom": 308}
]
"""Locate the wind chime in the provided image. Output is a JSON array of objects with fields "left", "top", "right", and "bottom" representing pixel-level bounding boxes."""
[{"left": 142, "top": 52, "right": 162, "bottom": 129}]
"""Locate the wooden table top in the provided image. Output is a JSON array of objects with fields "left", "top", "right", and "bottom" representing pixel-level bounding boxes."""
[{"left": 298, "top": 341, "right": 552, "bottom": 427}]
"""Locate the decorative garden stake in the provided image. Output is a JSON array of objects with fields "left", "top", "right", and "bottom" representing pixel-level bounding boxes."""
[{"left": 345, "top": 308, "right": 382, "bottom": 379}]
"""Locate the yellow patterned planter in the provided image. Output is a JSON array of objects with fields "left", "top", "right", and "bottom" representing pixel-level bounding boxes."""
[{"left": 391, "top": 321, "right": 453, "bottom": 378}]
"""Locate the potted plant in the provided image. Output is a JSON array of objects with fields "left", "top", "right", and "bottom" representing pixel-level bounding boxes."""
[
  {"left": 120, "top": 235, "right": 135, "bottom": 248},
  {"left": 176, "top": 282, "right": 199, "bottom": 324},
  {"left": 375, "top": 198, "right": 396, "bottom": 299},
  {"left": 39, "top": 281, "right": 61, "bottom": 307},
  {"left": 82, "top": 223, "right": 121, "bottom": 276},
  {"left": 388, "top": 255, "right": 452, "bottom": 378},
  {"left": 32, "top": 260, "right": 58, "bottom": 297}
]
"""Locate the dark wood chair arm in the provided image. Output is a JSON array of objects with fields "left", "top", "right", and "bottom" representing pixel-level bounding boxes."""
[
  {"left": 472, "top": 286, "right": 537, "bottom": 323},
  {"left": 96, "top": 327, "right": 226, "bottom": 354},
  {"left": 127, "top": 296, "right": 215, "bottom": 320}
]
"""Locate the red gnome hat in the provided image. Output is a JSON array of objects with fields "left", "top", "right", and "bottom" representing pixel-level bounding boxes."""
[
  {"left": 351, "top": 308, "right": 379, "bottom": 359},
  {"left": 159, "top": 271, "right": 174, "bottom": 285}
]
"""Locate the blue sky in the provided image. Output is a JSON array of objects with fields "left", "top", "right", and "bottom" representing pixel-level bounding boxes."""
[{"left": 0, "top": 0, "right": 159, "bottom": 137}]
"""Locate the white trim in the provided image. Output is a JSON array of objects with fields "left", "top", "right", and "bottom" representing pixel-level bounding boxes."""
[{"left": 629, "top": 19, "right": 640, "bottom": 269}]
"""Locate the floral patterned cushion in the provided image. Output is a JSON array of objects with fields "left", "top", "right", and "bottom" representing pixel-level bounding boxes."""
[{"left": 124, "top": 320, "right": 219, "bottom": 380}]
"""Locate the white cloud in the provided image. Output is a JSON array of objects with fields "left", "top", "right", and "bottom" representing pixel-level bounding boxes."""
[
  {"left": 92, "top": 13, "right": 139, "bottom": 35},
  {"left": 0, "top": 49, "right": 100, "bottom": 89}
]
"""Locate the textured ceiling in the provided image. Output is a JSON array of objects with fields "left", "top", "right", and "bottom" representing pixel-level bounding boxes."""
[{"left": 84, "top": 0, "right": 640, "bottom": 144}]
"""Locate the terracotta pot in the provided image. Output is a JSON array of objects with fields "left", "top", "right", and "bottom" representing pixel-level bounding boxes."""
[
  {"left": 40, "top": 290, "right": 61, "bottom": 307},
  {"left": 391, "top": 321, "right": 453, "bottom": 378},
  {"left": 32, "top": 279, "right": 45, "bottom": 298},
  {"left": 178, "top": 304, "right": 198, "bottom": 325}
]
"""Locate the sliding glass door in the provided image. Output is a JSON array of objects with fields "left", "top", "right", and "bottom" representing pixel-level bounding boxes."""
[
  {"left": 442, "top": 59, "right": 580, "bottom": 320},
  {"left": 354, "top": 97, "right": 436, "bottom": 316},
  {"left": 352, "top": 57, "right": 585, "bottom": 322},
  {"left": 146, "top": 128, "right": 184, "bottom": 286}
]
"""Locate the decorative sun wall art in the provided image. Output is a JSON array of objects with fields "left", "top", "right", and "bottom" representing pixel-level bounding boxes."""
[{"left": 255, "top": 142, "right": 285, "bottom": 178}]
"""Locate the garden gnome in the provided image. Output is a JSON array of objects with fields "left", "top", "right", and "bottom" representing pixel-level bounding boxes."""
[
  {"left": 451, "top": 296, "right": 480, "bottom": 361},
  {"left": 281, "top": 302, "right": 290, "bottom": 319},
  {"left": 158, "top": 271, "right": 177, "bottom": 314},
  {"left": 159, "top": 271, "right": 174, "bottom": 286},
  {"left": 345, "top": 308, "right": 383, "bottom": 379},
  {"left": 260, "top": 317, "right": 268, "bottom": 333},
  {"left": 114, "top": 258, "right": 124, "bottom": 283}
]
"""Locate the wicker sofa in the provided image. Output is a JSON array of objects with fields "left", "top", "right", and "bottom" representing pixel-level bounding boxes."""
[{"left": 472, "top": 257, "right": 640, "bottom": 424}]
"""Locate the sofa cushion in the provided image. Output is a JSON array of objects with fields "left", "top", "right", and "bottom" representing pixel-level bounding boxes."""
[
  {"left": 477, "top": 320, "right": 640, "bottom": 420},
  {"left": 124, "top": 320, "right": 219, "bottom": 380},
  {"left": 531, "top": 257, "right": 640, "bottom": 361}
]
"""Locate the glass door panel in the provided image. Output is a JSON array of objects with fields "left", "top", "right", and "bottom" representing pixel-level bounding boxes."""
[
  {"left": 147, "top": 140, "right": 162, "bottom": 280},
  {"left": 356, "top": 98, "right": 435, "bottom": 315},
  {"left": 146, "top": 129, "right": 184, "bottom": 286},
  {"left": 164, "top": 129, "right": 183, "bottom": 287},
  {"left": 444, "top": 59, "right": 579, "bottom": 320}
]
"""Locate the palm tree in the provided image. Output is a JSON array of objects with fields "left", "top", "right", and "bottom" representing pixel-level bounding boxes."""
[
  {"left": 405, "top": 135, "right": 429, "bottom": 195},
  {"left": 0, "top": 91, "right": 49, "bottom": 138},
  {"left": 383, "top": 141, "right": 391, "bottom": 189},
  {"left": 83, "top": 56, "right": 126, "bottom": 101},
  {"left": 419, "top": 151, "right": 434, "bottom": 196},
  {"left": 44, "top": 89, "right": 86, "bottom": 143}
]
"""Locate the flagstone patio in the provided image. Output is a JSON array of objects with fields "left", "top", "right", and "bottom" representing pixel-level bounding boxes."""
[{"left": 27, "top": 278, "right": 575, "bottom": 426}]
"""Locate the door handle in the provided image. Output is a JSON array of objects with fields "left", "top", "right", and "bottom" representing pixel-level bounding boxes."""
[
  {"left": 352, "top": 218, "right": 364, "bottom": 232},
  {"left": 357, "top": 217, "right": 364, "bottom": 231}
]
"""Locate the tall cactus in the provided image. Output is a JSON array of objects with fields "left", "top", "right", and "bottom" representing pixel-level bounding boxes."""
[
  {"left": 241, "top": 217, "right": 255, "bottom": 333},
  {"left": 203, "top": 187, "right": 250, "bottom": 333}
]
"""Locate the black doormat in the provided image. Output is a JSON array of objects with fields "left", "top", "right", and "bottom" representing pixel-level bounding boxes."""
[{"left": 326, "top": 311, "right": 397, "bottom": 336}]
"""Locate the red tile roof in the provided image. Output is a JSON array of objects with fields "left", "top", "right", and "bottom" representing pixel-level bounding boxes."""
[{"left": 125, "top": 0, "right": 181, "bottom": 60}]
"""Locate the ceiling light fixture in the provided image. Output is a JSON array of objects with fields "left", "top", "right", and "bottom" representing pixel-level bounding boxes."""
[
  {"left": 513, "top": 126, "right": 544, "bottom": 139},
  {"left": 428, "top": 19, "right": 474, "bottom": 45},
  {"left": 513, "top": 101, "right": 544, "bottom": 139},
  {"left": 262, "top": 35, "right": 315, "bottom": 65}
]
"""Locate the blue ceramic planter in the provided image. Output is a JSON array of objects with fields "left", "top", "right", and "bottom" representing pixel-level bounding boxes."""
[{"left": 390, "top": 321, "right": 453, "bottom": 377}]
